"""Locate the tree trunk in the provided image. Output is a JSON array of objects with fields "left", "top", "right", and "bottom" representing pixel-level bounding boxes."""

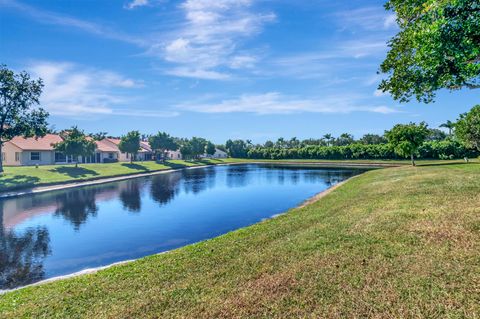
[
  {"left": 0, "top": 143, "right": 3, "bottom": 173},
  {"left": 411, "top": 153, "right": 416, "bottom": 166}
]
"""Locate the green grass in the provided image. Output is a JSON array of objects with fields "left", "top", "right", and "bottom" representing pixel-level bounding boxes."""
[
  {"left": 1, "top": 162, "right": 479, "bottom": 318},
  {"left": 0, "top": 159, "right": 236, "bottom": 192}
]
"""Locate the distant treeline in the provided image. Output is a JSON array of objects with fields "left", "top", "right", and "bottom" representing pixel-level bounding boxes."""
[{"left": 245, "top": 140, "right": 478, "bottom": 160}]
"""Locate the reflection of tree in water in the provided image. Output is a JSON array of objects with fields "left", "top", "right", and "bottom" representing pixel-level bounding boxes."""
[
  {"left": 119, "top": 179, "right": 144, "bottom": 212},
  {"left": 0, "top": 202, "right": 51, "bottom": 289},
  {"left": 150, "top": 172, "right": 182, "bottom": 206},
  {"left": 54, "top": 188, "right": 99, "bottom": 231},
  {"left": 182, "top": 167, "right": 216, "bottom": 194},
  {"left": 226, "top": 165, "right": 251, "bottom": 188}
]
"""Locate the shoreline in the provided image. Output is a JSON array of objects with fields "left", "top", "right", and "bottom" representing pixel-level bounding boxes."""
[
  {"left": 0, "top": 160, "right": 393, "bottom": 199},
  {"left": 0, "top": 173, "right": 361, "bottom": 294}
]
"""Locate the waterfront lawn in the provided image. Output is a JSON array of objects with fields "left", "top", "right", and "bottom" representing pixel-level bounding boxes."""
[
  {"left": 1, "top": 162, "right": 479, "bottom": 318},
  {"left": 0, "top": 159, "right": 232, "bottom": 192}
]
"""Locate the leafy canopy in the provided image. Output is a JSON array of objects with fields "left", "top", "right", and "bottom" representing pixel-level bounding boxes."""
[
  {"left": 385, "top": 122, "right": 429, "bottom": 164},
  {"left": 148, "top": 132, "right": 178, "bottom": 159},
  {"left": 0, "top": 65, "right": 49, "bottom": 142},
  {"left": 455, "top": 104, "right": 480, "bottom": 151},
  {"left": 118, "top": 131, "right": 141, "bottom": 161},
  {"left": 379, "top": 0, "right": 480, "bottom": 103},
  {"left": 54, "top": 127, "right": 96, "bottom": 166},
  {"left": 205, "top": 142, "right": 216, "bottom": 156}
]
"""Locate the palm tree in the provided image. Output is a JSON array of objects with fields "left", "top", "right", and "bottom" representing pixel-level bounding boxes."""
[
  {"left": 440, "top": 120, "right": 455, "bottom": 135},
  {"left": 322, "top": 134, "right": 333, "bottom": 146}
]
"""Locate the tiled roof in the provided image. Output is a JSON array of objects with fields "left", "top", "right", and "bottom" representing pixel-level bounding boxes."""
[
  {"left": 8, "top": 134, "right": 63, "bottom": 151},
  {"left": 95, "top": 140, "right": 119, "bottom": 152}
]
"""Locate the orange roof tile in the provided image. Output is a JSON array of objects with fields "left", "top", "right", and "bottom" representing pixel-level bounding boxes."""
[{"left": 8, "top": 134, "right": 63, "bottom": 151}]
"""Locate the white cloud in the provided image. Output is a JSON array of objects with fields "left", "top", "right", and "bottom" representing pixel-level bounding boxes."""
[
  {"left": 125, "top": 0, "right": 149, "bottom": 9},
  {"left": 158, "top": 0, "right": 275, "bottom": 79},
  {"left": 336, "top": 7, "right": 398, "bottom": 31},
  {"left": 1, "top": 0, "right": 144, "bottom": 45},
  {"left": 374, "top": 89, "right": 387, "bottom": 97},
  {"left": 176, "top": 92, "right": 400, "bottom": 115},
  {"left": 28, "top": 61, "right": 175, "bottom": 118}
]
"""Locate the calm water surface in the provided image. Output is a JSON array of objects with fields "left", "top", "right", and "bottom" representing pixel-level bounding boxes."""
[{"left": 0, "top": 164, "right": 366, "bottom": 289}]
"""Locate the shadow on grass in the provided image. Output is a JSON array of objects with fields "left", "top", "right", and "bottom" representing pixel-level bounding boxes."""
[
  {"left": 50, "top": 166, "right": 100, "bottom": 178},
  {"left": 417, "top": 161, "right": 478, "bottom": 167},
  {"left": 120, "top": 163, "right": 150, "bottom": 171},
  {"left": 0, "top": 175, "right": 41, "bottom": 192}
]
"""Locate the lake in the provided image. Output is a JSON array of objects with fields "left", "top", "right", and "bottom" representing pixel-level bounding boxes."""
[{"left": 0, "top": 164, "right": 366, "bottom": 290}]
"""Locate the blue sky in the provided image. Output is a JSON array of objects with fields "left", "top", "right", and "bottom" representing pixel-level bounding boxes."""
[{"left": 1, "top": 0, "right": 478, "bottom": 143}]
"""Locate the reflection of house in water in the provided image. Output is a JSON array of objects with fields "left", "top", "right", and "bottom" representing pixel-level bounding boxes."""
[{"left": 0, "top": 202, "right": 51, "bottom": 289}]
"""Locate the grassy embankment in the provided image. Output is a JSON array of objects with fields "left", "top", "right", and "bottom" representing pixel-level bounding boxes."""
[
  {"left": 0, "top": 157, "right": 476, "bottom": 193},
  {"left": 0, "top": 162, "right": 479, "bottom": 318}
]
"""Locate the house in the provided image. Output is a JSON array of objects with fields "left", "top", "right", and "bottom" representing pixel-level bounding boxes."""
[
  {"left": 201, "top": 148, "right": 228, "bottom": 159},
  {"left": 166, "top": 150, "right": 182, "bottom": 160},
  {"left": 101, "top": 138, "right": 154, "bottom": 162},
  {"left": 1, "top": 134, "right": 121, "bottom": 166}
]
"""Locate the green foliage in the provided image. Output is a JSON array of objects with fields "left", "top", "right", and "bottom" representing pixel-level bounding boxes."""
[
  {"left": 0, "top": 65, "right": 49, "bottom": 172},
  {"left": 385, "top": 122, "right": 429, "bottom": 165},
  {"left": 455, "top": 104, "right": 480, "bottom": 151},
  {"left": 178, "top": 137, "right": 208, "bottom": 159},
  {"left": 53, "top": 127, "right": 96, "bottom": 167},
  {"left": 118, "top": 131, "right": 141, "bottom": 162},
  {"left": 205, "top": 142, "right": 216, "bottom": 156},
  {"left": 225, "top": 139, "right": 248, "bottom": 158},
  {"left": 148, "top": 132, "right": 178, "bottom": 160},
  {"left": 379, "top": 0, "right": 480, "bottom": 103},
  {"left": 359, "top": 134, "right": 387, "bottom": 145}
]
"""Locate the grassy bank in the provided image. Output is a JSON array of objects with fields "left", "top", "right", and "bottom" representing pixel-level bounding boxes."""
[
  {"left": 1, "top": 158, "right": 476, "bottom": 193},
  {"left": 1, "top": 162, "right": 479, "bottom": 318},
  {"left": 0, "top": 159, "right": 233, "bottom": 193}
]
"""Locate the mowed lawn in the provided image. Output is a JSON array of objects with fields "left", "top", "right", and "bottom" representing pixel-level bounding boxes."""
[
  {"left": 0, "top": 159, "right": 232, "bottom": 192},
  {"left": 1, "top": 163, "right": 479, "bottom": 318},
  {"left": 0, "top": 158, "right": 475, "bottom": 193}
]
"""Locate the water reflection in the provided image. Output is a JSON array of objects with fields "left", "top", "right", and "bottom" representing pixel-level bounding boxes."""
[
  {"left": 0, "top": 165, "right": 366, "bottom": 289},
  {"left": 54, "top": 188, "right": 99, "bottom": 230},
  {"left": 0, "top": 204, "right": 51, "bottom": 289}
]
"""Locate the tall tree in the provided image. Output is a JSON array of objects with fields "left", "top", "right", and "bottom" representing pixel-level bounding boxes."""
[
  {"left": 379, "top": 0, "right": 480, "bottom": 103},
  {"left": 359, "top": 134, "right": 387, "bottom": 145},
  {"left": 54, "top": 127, "right": 96, "bottom": 167},
  {"left": 118, "top": 131, "right": 141, "bottom": 163},
  {"left": 0, "top": 65, "right": 49, "bottom": 173},
  {"left": 322, "top": 134, "right": 333, "bottom": 146},
  {"left": 440, "top": 120, "right": 455, "bottom": 135},
  {"left": 455, "top": 105, "right": 480, "bottom": 152},
  {"left": 148, "top": 132, "right": 178, "bottom": 162},
  {"left": 205, "top": 141, "right": 216, "bottom": 156},
  {"left": 189, "top": 137, "right": 208, "bottom": 159},
  {"left": 385, "top": 122, "right": 429, "bottom": 166},
  {"left": 225, "top": 139, "right": 247, "bottom": 158}
]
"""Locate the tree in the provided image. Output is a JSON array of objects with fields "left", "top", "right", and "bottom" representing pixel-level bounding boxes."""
[
  {"left": 427, "top": 128, "right": 447, "bottom": 141},
  {"left": 225, "top": 139, "right": 248, "bottom": 158},
  {"left": 334, "top": 133, "right": 355, "bottom": 146},
  {"left": 54, "top": 127, "right": 96, "bottom": 167},
  {"left": 205, "top": 141, "right": 216, "bottom": 156},
  {"left": 440, "top": 120, "right": 455, "bottom": 135},
  {"left": 379, "top": 0, "right": 480, "bottom": 103},
  {"left": 179, "top": 141, "right": 193, "bottom": 160},
  {"left": 264, "top": 140, "right": 274, "bottom": 148},
  {"left": 0, "top": 65, "right": 49, "bottom": 173},
  {"left": 189, "top": 137, "right": 208, "bottom": 159},
  {"left": 455, "top": 105, "right": 480, "bottom": 152},
  {"left": 359, "top": 134, "right": 387, "bottom": 145},
  {"left": 385, "top": 122, "right": 429, "bottom": 166},
  {"left": 322, "top": 134, "right": 333, "bottom": 146},
  {"left": 118, "top": 131, "right": 141, "bottom": 163},
  {"left": 148, "top": 132, "right": 178, "bottom": 162},
  {"left": 90, "top": 132, "right": 107, "bottom": 141}
]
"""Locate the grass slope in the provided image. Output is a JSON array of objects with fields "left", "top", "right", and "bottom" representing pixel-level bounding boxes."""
[
  {"left": 0, "top": 158, "right": 475, "bottom": 193},
  {"left": 0, "top": 159, "right": 231, "bottom": 192},
  {"left": 1, "top": 163, "right": 479, "bottom": 318}
]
